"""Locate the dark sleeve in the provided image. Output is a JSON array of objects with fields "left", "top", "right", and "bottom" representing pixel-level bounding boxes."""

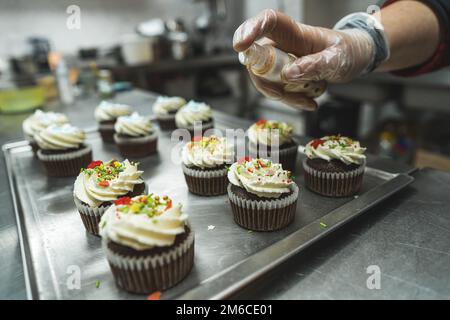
[{"left": 383, "top": 0, "right": 450, "bottom": 77}]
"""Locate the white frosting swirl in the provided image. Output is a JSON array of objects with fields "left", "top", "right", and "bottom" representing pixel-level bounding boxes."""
[
  {"left": 114, "top": 112, "right": 153, "bottom": 137},
  {"left": 22, "top": 110, "right": 68, "bottom": 137},
  {"left": 305, "top": 135, "right": 366, "bottom": 165},
  {"left": 182, "top": 136, "right": 234, "bottom": 169},
  {"left": 248, "top": 120, "right": 294, "bottom": 147},
  {"left": 99, "top": 194, "right": 188, "bottom": 250},
  {"left": 228, "top": 158, "right": 293, "bottom": 198},
  {"left": 94, "top": 101, "right": 132, "bottom": 122},
  {"left": 74, "top": 159, "right": 144, "bottom": 207},
  {"left": 153, "top": 96, "right": 186, "bottom": 115},
  {"left": 175, "top": 100, "right": 212, "bottom": 128},
  {"left": 34, "top": 124, "right": 85, "bottom": 150}
]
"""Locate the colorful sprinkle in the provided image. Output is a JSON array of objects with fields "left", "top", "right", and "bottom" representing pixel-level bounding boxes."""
[
  {"left": 114, "top": 197, "right": 132, "bottom": 206},
  {"left": 98, "top": 180, "right": 109, "bottom": 187},
  {"left": 147, "top": 291, "right": 161, "bottom": 300}
]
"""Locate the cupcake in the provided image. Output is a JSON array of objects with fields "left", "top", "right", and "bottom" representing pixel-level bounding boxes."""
[
  {"left": 73, "top": 159, "right": 146, "bottom": 235},
  {"left": 248, "top": 119, "right": 299, "bottom": 172},
  {"left": 303, "top": 135, "right": 366, "bottom": 197},
  {"left": 113, "top": 112, "right": 158, "bottom": 158},
  {"left": 153, "top": 96, "right": 186, "bottom": 130},
  {"left": 227, "top": 158, "right": 299, "bottom": 231},
  {"left": 35, "top": 124, "right": 92, "bottom": 177},
  {"left": 22, "top": 109, "right": 69, "bottom": 155},
  {"left": 175, "top": 100, "right": 214, "bottom": 138},
  {"left": 100, "top": 194, "right": 194, "bottom": 294},
  {"left": 95, "top": 101, "right": 132, "bottom": 143},
  {"left": 181, "top": 136, "right": 234, "bottom": 196}
]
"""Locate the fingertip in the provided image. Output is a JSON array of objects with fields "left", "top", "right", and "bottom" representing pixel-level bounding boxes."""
[
  {"left": 283, "top": 94, "right": 318, "bottom": 112},
  {"left": 304, "top": 100, "right": 318, "bottom": 111},
  {"left": 232, "top": 21, "right": 257, "bottom": 52},
  {"left": 232, "top": 25, "right": 246, "bottom": 52},
  {"left": 233, "top": 41, "right": 249, "bottom": 53},
  {"left": 290, "top": 101, "right": 317, "bottom": 112},
  {"left": 283, "top": 63, "right": 303, "bottom": 81}
]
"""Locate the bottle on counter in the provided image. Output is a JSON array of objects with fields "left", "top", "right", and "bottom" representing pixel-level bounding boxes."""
[
  {"left": 238, "top": 43, "right": 327, "bottom": 99},
  {"left": 55, "top": 59, "right": 74, "bottom": 105},
  {"left": 97, "top": 69, "right": 114, "bottom": 99}
]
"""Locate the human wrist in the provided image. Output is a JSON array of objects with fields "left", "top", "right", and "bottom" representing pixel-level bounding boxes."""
[{"left": 334, "top": 12, "right": 390, "bottom": 74}]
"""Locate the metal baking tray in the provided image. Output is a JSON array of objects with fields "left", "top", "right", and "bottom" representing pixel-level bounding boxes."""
[{"left": 3, "top": 123, "right": 414, "bottom": 300}]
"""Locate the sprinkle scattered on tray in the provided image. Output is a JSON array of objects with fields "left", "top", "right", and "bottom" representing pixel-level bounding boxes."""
[
  {"left": 95, "top": 280, "right": 100, "bottom": 289},
  {"left": 319, "top": 222, "right": 328, "bottom": 228},
  {"left": 147, "top": 291, "right": 162, "bottom": 300},
  {"left": 207, "top": 225, "right": 215, "bottom": 231}
]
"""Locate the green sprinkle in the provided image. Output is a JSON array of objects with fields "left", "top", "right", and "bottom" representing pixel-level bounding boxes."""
[
  {"left": 119, "top": 206, "right": 129, "bottom": 213},
  {"left": 147, "top": 197, "right": 155, "bottom": 206},
  {"left": 247, "top": 230, "right": 253, "bottom": 234},
  {"left": 95, "top": 280, "right": 100, "bottom": 288},
  {"left": 320, "top": 222, "right": 328, "bottom": 228},
  {"left": 101, "top": 221, "right": 106, "bottom": 228},
  {"left": 152, "top": 219, "right": 158, "bottom": 224}
]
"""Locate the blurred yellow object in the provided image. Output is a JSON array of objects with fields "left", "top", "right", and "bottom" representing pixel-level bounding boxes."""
[
  {"left": 0, "top": 86, "right": 46, "bottom": 114},
  {"left": 36, "top": 75, "right": 58, "bottom": 101},
  {"left": 415, "top": 149, "right": 450, "bottom": 172},
  {"left": 380, "top": 131, "right": 395, "bottom": 143}
]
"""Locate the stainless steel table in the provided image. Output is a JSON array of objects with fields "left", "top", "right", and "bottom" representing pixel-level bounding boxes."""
[{"left": 1, "top": 90, "right": 449, "bottom": 299}]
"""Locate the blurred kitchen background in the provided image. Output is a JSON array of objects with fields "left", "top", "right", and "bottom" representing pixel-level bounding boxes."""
[{"left": 1, "top": 0, "right": 450, "bottom": 171}]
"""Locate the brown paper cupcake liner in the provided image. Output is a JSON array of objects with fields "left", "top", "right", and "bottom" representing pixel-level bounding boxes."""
[
  {"left": 177, "top": 121, "right": 215, "bottom": 139},
  {"left": 227, "top": 184, "right": 299, "bottom": 231},
  {"left": 74, "top": 196, "right": 110, "bottom": 236},
  {"left": 26, "top": 136, "right": 39, "bottom": 157},
  {"left": 156, "top": 115, "right": 177, "bottom": 131},
  {"left": 98, "top": 122, "right": 115, "bottom": 143},
  {"left": 182, "top": 164, "right": 228, "bottom": 196},
  {"left": 104, "top": 229, "right": 195, "bottom": 294},
  {"left": 73, "top": 184, "right": 148, "bottom": 236},
  {"left": 37, "top": 146, "right": 93, "bottom": 177},
  {"left": 302, "top": 158, "right": 366, "bottom": 197},
  {"left": 114, "top": 132, "right": 158, "bottom": 158},
  {"left": 249, "top": 142, "right": 299, "bottom": 172}
]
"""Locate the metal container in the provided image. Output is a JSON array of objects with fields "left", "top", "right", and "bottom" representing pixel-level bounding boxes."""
[{"left": 2, "top": 102, "right": 414, "bottom": 299}]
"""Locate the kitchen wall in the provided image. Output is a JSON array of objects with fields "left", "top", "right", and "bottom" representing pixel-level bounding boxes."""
[
  {"left": 245, "top": 0, "right": 304, "bottom": 21},
  {"left": 304, "top": 0, "right": 381, "bottom": 27},
  {"left": 0, "top": 0, "right": 208, "bottom": 58},
  {"left": 0, "top": 0, "right": 306, "bottom": 60}
]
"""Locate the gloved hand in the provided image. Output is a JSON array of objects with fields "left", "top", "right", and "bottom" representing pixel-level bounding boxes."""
[{"left": 233, "top": 9, "right": 379, "bottom": 110}]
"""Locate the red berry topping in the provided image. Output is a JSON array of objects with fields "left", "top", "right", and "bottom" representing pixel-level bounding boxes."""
[
  {"left": 311, "top": 139, "right": 325, "bottom": 149},
  {"left": 256, "top": 119, "right": 267, "bottom": 126},
  {"left": 192, "top": 136, "right": 203, "bottom": 142},
  {"left": 114, "top": 197, "right": 132, "bottom": 206},
  {"left": 87, "top": 160, "right": 103, "bottom": 169}
]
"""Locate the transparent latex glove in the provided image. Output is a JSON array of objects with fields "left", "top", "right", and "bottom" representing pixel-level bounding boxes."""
[{"left": 233, "top": 9, "right": 376, "bottom": 110}]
